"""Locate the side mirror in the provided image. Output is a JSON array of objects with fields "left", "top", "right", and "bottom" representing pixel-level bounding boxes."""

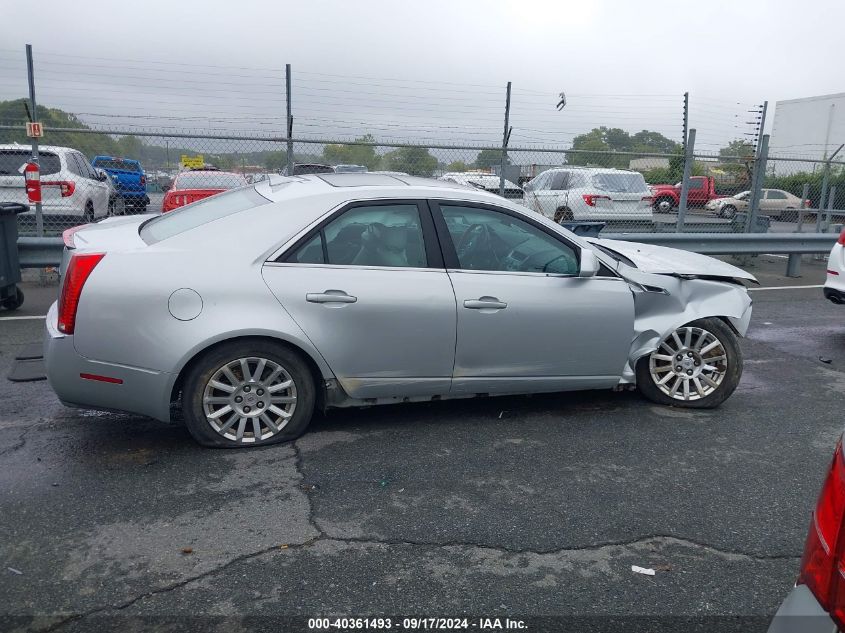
[
  {"left": 579, "top": 249, "right": 599, "bottom": 278},
  {"left": 94, "top": 169, "right": 108, "bottom": 181}
]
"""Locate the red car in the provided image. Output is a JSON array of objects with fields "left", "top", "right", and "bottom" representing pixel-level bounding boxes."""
[
  {"left": 649, "top": 176, "right": 722, "bottom": 213},
  {"left": 162, "top": 169, "right": 249, "bottom": 212}
]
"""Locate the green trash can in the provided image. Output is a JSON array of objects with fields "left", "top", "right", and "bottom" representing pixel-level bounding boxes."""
[{"left": 0, "top": 202, "right": 28, "bottom": 311}]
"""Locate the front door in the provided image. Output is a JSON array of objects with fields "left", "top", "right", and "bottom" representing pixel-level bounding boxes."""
[
  {"left": 432, "top": 202, "right": 635, "bottom": 395},
  {"left": 262, "top": 200, "right": 457, "bottom": 400}
]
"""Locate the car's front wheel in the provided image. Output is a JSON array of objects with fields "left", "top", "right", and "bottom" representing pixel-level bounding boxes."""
[
  {"left": 636, "top": 317, "right": 742, "bottom": 408},
  {"left": 720, "top": 205, "right": 737, "bottom": 219},
  {"left": 182, "top": 340, "right": 316, "bottom": 448}
]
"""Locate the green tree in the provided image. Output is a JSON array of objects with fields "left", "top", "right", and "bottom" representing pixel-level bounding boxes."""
[
  {"left": 719, "top": 139, "right": 755, "bottom": 159},
  {"left": 382, "top": 147, "right": 437, "bottom": 176},
  {"left": 569, "top": 127, "right": 680, "bottom": 168},
  {"left": 446, "top": 160, "right": 470, "bottom": 171},
  {"left": 321, "top": 134, "right": 380, "bottom": 169},
  {"left": 474, "top": 149, "right": 509, "bottom": 169}
]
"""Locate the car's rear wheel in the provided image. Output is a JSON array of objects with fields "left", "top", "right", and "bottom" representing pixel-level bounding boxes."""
[
  {"left": 636, "top": 317, "right": 742, "bottom": 409},
  {"left": 654, "top": 197, "right": 674, "bottom": 213},
  {"left": 719, "top": 204, "right": 736, "bottom": 219},
  {"left": 182, "top": 341, "right": 316, "bottom": 448},
  {"left": 553, "top": 207, "right": 573, "bottom": 223}
]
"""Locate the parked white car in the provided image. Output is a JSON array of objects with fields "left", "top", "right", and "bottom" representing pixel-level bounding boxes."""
[
  {"left": 439, "top": 172, "right": 523, "bottom": 200},
  {"left": 825, "top": 228, "right": 845, "bottom": 305},
  {"left": 523, "top": 167, "right": 654, "bottom": 223},
  {"left": 0, "top": 144, "right": 110, "bottom": 221}
]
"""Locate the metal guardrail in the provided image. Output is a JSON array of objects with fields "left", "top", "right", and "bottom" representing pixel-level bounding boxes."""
[
  {"left": 18, "top": 237, "right": 64, "bottom": 268},
  {"left": 14, "top": 232, "right": 840, "bottom": 276},
  {"left": 601, "top": 232, "right": 838, "bottom": 278}
]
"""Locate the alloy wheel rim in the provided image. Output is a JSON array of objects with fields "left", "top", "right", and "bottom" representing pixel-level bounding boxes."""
[
  {"left": 202, "top": 357, "right": 297, "bottom": 443},
  {"left": 649, "top": 326, "right": 727, "bottom": 401}
]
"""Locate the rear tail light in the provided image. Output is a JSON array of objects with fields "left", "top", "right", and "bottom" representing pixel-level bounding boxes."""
[
  {"left": 43, "top": 181, "right": 76, "bottom": 197},
  {"left": 62, "top": 224, "right": 90, "bottom": 248},
  {"left": 798, "top": 440, "right": 845, "bottom": 628},
  {"left": 805, "top": 199, "right": 812, "bottom": 208},
  {"left": 838, "top": 228, "right": 845, "bottom": 246},
  {"left": 583, "top": 194, "right": 611, "bottom": 207},
  {"left": 57, "top": 253, "right": 105, "bottom": 334},
  {"left": 140, "top": 174, "right": 146, "bottom": 186}
]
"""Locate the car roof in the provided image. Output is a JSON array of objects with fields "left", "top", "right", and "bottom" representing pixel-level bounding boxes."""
[{"left": 0, "top": 144, "right": 78, "bottom": 153}]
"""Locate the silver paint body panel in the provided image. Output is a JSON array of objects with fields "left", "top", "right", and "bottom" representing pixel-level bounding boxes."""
[{"left": 44, "top": 175, "right": 754, "bottom": 421}]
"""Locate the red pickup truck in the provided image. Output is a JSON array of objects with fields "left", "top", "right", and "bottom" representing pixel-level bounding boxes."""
[{"left": 650, "top": 176, "right": 721, "bottom": 213}]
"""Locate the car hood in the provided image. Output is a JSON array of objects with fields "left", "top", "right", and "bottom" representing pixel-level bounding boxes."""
[{"left": 587, "top": 238, "right": 758, "bottom": 283}]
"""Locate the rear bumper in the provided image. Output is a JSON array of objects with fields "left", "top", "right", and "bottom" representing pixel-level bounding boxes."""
[
  {"left": 44, "top": 302, "right": 174, "bottom": 422},
  {"left": 767, "top": 584, "right": 836, "bottom": 633}
]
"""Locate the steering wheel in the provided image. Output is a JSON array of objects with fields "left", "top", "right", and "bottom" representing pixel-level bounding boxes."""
[{"left": 457, "top": 223, "right": 501, "bottom": 270}]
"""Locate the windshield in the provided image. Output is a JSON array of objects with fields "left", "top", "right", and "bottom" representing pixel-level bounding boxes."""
[
  {"left": 734, "top": 191, "right": 750, "bottom": 200},
  {"left": 591, "top": 172, "right": 649, "bottom": 194},
  {"left": 140, "top": 187, "right": 270, "bottom": 244},
  {"left": 175, "top": 172, "right": 248, "bottom": 190},
  {"left": 0, "top": 150, "right": 61, "bottom": 176},
  {"left": 93, "top": 158, "right": 141, "bottom": 172},
  {"left": 334, "top": 164, "right": 368, "bottom": 173},
  {"left": 293, "top": 164, "right": 334, "bottom": 175}
]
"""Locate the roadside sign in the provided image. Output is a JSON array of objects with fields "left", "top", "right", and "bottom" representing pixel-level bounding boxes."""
[
  {"left": 26, "top": 122, "right": 43, "bottom": 138},
  {"left": 180, "top": 154, "right": 204, "bottom": 169}
]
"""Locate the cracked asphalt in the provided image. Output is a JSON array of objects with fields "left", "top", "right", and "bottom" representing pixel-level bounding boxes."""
[{"left": 0, "top": 256, "right": 842, "bottom": 632}]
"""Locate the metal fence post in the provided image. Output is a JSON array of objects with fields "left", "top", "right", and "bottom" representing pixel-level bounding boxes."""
[
  {"left": 826, "top": 185, "right": 836, "bottom": 232},
  {"left": 499, "top": 81, "right": 512, "bottom": 197},
  {"left": 745, "top": 134, "right": 769, "bottom": 233},
  {"left": 25, "top": 44, "right": 43, "bottom": 238},
  {"left": 676, "top": 128, "right": 695, "bottom": 231},
  {"left": 817, "top": 162, "right": 830, "bottom": 233},
  {"left": 286, "top": 64, "right": 293, "bottom": 175},
  {"left": 796, "top": 183, "right": 809, "bottom": 233}
]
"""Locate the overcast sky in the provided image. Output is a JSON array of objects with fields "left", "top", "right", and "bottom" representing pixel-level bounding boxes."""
[{"left": 1, "top": 0, "right": 843, "bottom": 154}]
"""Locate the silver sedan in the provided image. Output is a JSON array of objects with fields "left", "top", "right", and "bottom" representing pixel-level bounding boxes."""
[{"left": 45, "top": 174, "right": 755, "bottom": 448}]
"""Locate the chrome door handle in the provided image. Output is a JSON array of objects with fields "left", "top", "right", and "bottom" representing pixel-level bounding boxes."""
[
  {"left": 306, "top": 291, "right": 357, "bottom": 304},
  {"left": 463, "top": 297, "right": 507, "bottom": 310}
]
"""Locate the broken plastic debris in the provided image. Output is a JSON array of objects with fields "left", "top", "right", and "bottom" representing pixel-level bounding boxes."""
[
  {"left": 279, "top": 544, "right": 289, "bottom": 549},
  {"left": 180, "top": 547, "right": 193, "bottom": 555},
  {"left": 8, "top": 567, "right": 22, "bottom": 575},
  {"left": 631, "top": 565, "right": 655, "bottom": 576},
  {"left": 820, "top": 357, "right": 833, "bottom": 364}
]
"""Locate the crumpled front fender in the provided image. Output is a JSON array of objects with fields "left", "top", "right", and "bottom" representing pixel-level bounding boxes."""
[{"left": 620, "top": 275, "right": 752, "bottom": 383}]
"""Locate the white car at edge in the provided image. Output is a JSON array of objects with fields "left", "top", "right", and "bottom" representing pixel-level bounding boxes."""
[{"left": 825, "top": 228, "right": 845, "bottom": 305}]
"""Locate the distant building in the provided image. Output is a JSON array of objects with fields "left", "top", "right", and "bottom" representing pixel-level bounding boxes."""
[
  {"left": 629, "top": 157, "right": 670, "bottom": 172},
  {"left": 769, "top": 93, "right": 845, "bottom": 174}
]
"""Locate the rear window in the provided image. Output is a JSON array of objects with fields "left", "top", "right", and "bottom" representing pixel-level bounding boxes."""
[
  {"left": 140, "top": 187, "right": 271, "bottom": 244},
  {"left": 591, "top": 172, "right": 649, "bottom": 194},
  {"left": 0, "top": 150, "right": 61, "bottom": 176},
  {"left": 93, "top": 158, "right": 141, "bottom": 172},
  {"left": 174, "top": 172, "right": 248, "bottom": 190}
]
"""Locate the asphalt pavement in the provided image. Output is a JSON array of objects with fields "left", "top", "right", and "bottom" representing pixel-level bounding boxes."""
[{"left": 0, "top": 256, "right": 841, "bottom": 632}]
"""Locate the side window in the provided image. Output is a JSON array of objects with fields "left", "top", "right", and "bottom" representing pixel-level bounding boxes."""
[
  {"left": 65, "top": 154, "right": 83, "bottom": 177},
  {"left": 549, "top": 171, "right": 570, "bottom": 191},
  {"left": 77, "top": 154, "right": 96, "bottom": 179},
  {"left": 766, "top": 190, "right": 787, "bottom": 200},
  {"left": 287, "top": 204, "right": 427, "bottom": 268},
  {"left": 689, "top": 179, "right": 704, "bottom": 190},
  {"left": 440, "top": 205, "right": 579, "bottom": 275}
]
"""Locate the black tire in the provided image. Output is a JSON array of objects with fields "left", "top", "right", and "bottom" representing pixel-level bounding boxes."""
[
  {"left": 553, "top": 207, "right": 573, "bottom": 223},
  {"left": 182, "top": 340, "right": 316, "bottom": 448},
  {"left": 720, "top": 205, "right": 736, "bottom": 219},
  {"left": 83, "top": 202, "right": 95, "bottom": 223},
  {"left": 653, "top": 197, "right": 675, "bottom": 214},
  {"left": 636, "top": 317, "right": 742, "bottom": 409},
  {"left": 2, "top": 287, "right": 24, "bottom": 311}
]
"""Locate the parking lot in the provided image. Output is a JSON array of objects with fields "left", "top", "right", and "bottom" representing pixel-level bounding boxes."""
[{"left": 0, "top": 255, "right": 840, "bottom": 631}]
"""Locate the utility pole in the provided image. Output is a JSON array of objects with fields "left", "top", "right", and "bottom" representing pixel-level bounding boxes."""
[
  {"left": 25, "top": 44, "right": 43, "bottom": 237},
  {"left": 499, "top": 81, "right": 512, "bottom": 197},
  {"left": 676, "top": 128, "right": 696, "bottom": 231},
  {"left": 286, "top": 64, "right": 294, "bottom": 175},
  {"left": 682, "top": 92, "right": 689, "bottom": 156}
]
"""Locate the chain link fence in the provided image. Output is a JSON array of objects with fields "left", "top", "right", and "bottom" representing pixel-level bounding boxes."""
[{"left": 1, "top": 46, "right": 843, "bottom": 238}]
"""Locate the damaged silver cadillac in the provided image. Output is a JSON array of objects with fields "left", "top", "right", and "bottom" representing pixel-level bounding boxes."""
[{"left": 44, "top": 174, "right": 754, "bottom": 448}]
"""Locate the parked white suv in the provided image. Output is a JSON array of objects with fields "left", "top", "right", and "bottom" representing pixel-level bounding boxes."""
[
  {"left": 522, "top": 167, "right": 653, "bottom": 223},
  {"left": 0, "top": 144, "right": 111, "bottom": 222}
]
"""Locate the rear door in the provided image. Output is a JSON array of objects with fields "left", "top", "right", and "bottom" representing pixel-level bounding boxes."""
[
  {"left": 262, "top": 200, "right": 458, "bottom": 400},
  {"left": 525, "top": 171, "right": 568, "bottom": 218}
]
